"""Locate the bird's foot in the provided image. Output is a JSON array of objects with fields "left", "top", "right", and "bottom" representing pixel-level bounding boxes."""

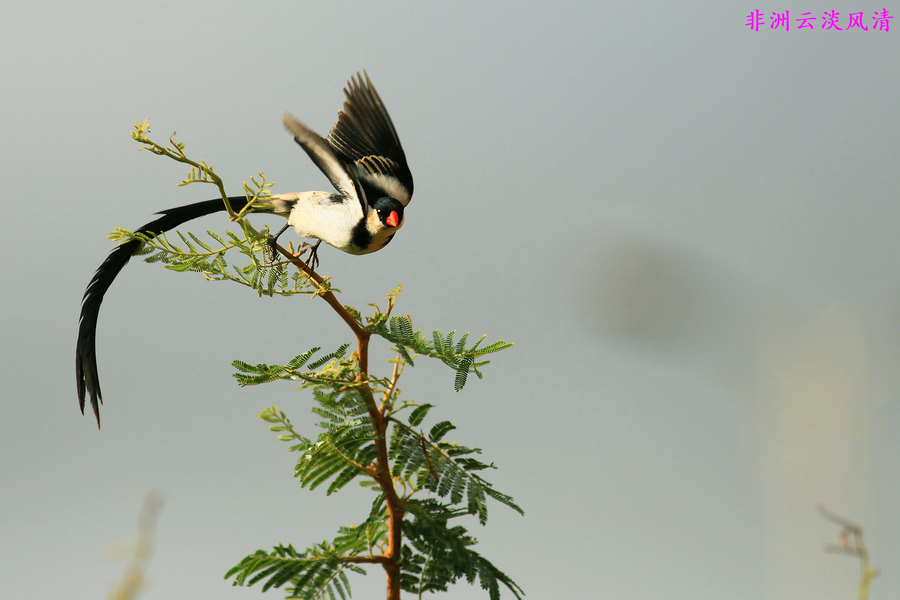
[{"left": 299, "top": 240, "right": 322, "bottom": 270}]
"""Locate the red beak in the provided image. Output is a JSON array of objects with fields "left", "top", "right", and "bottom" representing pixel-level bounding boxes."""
[{"left": 386, "top": 210, "right": 399, "bottom": 228}]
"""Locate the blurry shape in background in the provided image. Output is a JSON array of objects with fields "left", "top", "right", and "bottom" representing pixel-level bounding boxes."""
[
  {"left": 579, "top": 235, "right": 881, "bottom": 598},
  {"left": 580, "top": 236, "right": 762, "bottom": 395},
  {"left": 818, "top": 504, "right": 879, "bottom": 600},
  {"left": 107, "top": 491, "right": 164, "bottom": 600}
]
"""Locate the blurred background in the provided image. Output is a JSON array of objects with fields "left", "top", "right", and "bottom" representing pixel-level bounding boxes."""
[{"left": 1, "top": 1, "right": 897, "bottom": 598}]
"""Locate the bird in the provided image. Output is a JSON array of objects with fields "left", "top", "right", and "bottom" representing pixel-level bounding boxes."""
[{"left": 76, "top": 72, "right": 414, "bottom": 427}]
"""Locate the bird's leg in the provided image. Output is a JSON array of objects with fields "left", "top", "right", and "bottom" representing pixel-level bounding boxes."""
[
  {"left": 271, "top": 230, "right": 321, "bottom": 270},
  {"left": 267, "top": 223, "right": 292, "bottom": 260},
  {"left": 304, "top": 240, "right": 322, "bottom": 270}
]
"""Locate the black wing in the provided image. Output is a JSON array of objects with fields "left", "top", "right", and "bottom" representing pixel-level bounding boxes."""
[
  {"left": 283, "top": 112, "right": 367, "bottom": 218},
  {"left": 326, "top": 72, "right": 414, "bottom": 206}
]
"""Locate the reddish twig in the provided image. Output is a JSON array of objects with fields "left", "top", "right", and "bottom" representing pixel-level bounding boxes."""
[
  {"left": 817, "top": 504, "right": 879, "bottom": 600},
  {"left": 274, "top": 242, "right": 403, "bottom": 600},
  {"left": 420, "top": 437, "right": 440, "bottom": 483}
]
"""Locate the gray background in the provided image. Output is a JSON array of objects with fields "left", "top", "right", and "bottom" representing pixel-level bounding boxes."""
[{"left": 2, "top": 1, "right": 898, "bottom": 598}]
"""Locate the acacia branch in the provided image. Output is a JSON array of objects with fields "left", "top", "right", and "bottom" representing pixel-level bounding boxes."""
[
  {"left": 337, "top": 555, "right": 388, "bottom": 565},
  {"left": 272, "top": 242, "right": 366, "bottom": 337},
  {"left": 381, "top": 356, "right": 404, "bottom": 413},
  {"left": 274, "top": 242, "right": 403, "bottom": 600},
  {"left": 135, "top": 125, "right": 411, "bottom": 599}
]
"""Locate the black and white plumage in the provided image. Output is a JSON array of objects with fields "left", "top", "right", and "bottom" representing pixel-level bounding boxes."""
[{"left": 76, "top": 72, "right": 413, "bottom": 426}]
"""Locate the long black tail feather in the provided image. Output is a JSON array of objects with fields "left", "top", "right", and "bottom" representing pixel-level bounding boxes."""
[{"left": 76, "top": 196, "right": 250, "bottom": 427}]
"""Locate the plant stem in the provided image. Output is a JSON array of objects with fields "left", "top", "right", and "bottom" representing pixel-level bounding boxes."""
[
  {"left": 817, "top": 504, "right": 879, "bottom": 600},
  {"left": 274, "top": 243, "right": 403, "bottom": 600}
]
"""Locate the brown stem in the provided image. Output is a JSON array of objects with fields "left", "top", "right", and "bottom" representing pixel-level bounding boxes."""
[
  {"left": 275, "top": 243, "right": 403, "bottom": 600},
  {"left": 381, "top": 357, "right": 403, "bottom": 413},
  {"left": 420, "top": 437, "right": 439, "bottom": 482},
  {"left": 340, "top": 555, "right": 388, "bottom": 565},
  {"left": 817, "top": 504, "right": 878, "bottom": 600}
]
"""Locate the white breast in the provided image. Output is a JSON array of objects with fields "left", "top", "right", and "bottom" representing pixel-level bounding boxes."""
[{"left": 283, "top": 191, "right": 362, "bottom": 252}]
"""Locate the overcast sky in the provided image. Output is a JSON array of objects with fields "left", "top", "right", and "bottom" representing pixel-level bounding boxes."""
[{"left": 2, "top": 1, "right": 899, "bottom": 599}]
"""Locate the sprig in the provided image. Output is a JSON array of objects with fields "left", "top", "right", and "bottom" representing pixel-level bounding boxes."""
[{"left": 127, "top": 122, "right": 520, "bottom": 599}]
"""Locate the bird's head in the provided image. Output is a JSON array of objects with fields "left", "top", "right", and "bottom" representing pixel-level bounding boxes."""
[{"left": 373, "top": 197, "right": 405, "bottom": 230}]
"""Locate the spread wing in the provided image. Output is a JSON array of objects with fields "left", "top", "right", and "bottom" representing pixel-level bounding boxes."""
[
  {"left": 283, "top": 112, "right": 367, "bottom": 216},
  {"left": 326, "top": 72, "right": 414, "bottom": 206}
]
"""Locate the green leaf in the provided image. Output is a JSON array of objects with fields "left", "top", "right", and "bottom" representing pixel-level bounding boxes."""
[
  {"left": 399, "top": 500, "right": 525, "bottom": 599},
  {"left": 430, "top": 421, "right": 456, "bottom": 443},
  {"left": 366, "top": 315, "right": 512, "bottom": 391},
  {"left": 408, "top": 403, "right": 434, "bottom": 427}
]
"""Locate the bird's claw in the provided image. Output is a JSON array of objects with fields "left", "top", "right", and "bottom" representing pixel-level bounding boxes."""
[{"left": 300, "top": 240, "right": 322, "bottom": 270}]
